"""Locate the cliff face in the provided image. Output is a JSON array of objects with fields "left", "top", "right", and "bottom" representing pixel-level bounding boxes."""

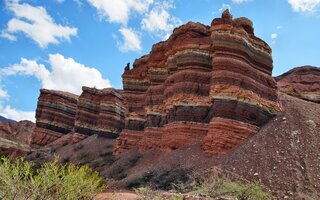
[
  {"left": 114, "top": 10, "right": 282, "bottom": 155},
  {"left": 276, "top": 66, "right": 320, "bottom": 103},
  {"left": 31, "top": 10, "right": 283, "bottom": 155},
  {"left": 31, "top": 87, "right": 125, "bottom": 147},
  {"left": 31, "top": 89, "right": 79, "bottom": 147},
  {"left": 74, "top": 87, "right": 125, "bottom": 138}
]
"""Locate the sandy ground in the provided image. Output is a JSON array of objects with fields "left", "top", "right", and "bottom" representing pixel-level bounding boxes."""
[{"left": 95, "top": 191, "right": 138, "bottom": 200}]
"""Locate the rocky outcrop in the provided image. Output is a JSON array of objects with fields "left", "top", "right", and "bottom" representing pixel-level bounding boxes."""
[
  {"left": 31, "top": 89, "right": 79, "bottom": 147},
  {"left": 276, "top": 66, "right": 320, "bottom": 103},
  {"left": 75, "top": 87, "right": 125, "bottom": 138},
  {"left": 31, "top": 10, "right": 283, "bottom": 155},
  {"left": 0, "top": 120, "right": 34, "bottom": 145},
  {"left": 0, "top": 120, "right": 34, "bottom": 157},
  {"left": 114, "top": 10, "right": 282, "bottom": 155},
  {"left": 202, "top": 10, "right": 281, "bottom": 154},
  {"left": 31, "top": 87, "right": 125, "bottom": 147},
  {"left": 114, "top": 22, "right": 213, "bottom": 154}
]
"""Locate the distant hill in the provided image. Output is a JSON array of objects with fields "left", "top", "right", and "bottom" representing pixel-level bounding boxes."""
[{"left": 0, "top": 115, "right": 16, "bottom": 123}]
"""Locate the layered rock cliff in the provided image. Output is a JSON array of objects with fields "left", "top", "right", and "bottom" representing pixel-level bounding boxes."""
[
  {"left": 74, "top": 87, "right": 125, "bottom": 138},
  {"left": 31, "top": 87, "right": 125, "bottom": 147},
  {"left": 276, "top": 66, "right": 320, "bottom": 103},
  {"left": 31, "top": 89, "right": 79, "bottom": 147},
  {"left": 30, "top": 10, "right": 284, "bottom": 155},
  {"left": 114, "top": 10, "right": 282, "bottom": 155}
]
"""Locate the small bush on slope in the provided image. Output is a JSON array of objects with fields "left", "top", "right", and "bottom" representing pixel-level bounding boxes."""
[
  {"left": 192, "top": 176, "right": 272, "bottom": 200},
  {"left": 0, "top": 156, "right": 105, "bottom": 200}
]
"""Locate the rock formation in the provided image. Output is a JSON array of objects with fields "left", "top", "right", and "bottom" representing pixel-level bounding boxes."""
[
  {"left": 74, "top": 87, "right": 125, "bottom": 138},
  {"left": 276, "top": 66, "right": 320, "bottom": 103},
  {"left": 114, "top": 10, "right": 282, "bottom": 155},
  {"left": 30, "top": 10, "right": 283, "bottom": 155},
  {"left": 0, "top": 120, "right": 34, "bottom": 145},
  {"left": 31, "top": 89, "right": 79, "bottom": 147},
  {"left": 0, "top": 120, "right": 34, "bottom": 157},
  {"left": 31, "top": 87, "right": 125, "bottom": 147}
]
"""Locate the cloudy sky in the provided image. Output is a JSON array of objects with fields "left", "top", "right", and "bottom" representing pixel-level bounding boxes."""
[{"left": 0, "top": 0, "right": 319, "bottom": 122}]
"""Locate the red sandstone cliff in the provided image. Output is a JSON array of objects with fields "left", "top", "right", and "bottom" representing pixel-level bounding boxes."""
[
  {"left": 29, "top": 11, "right": 320, "bottom": 157},
  {"left": 114, "top": 10, "right": 282, "bottom": 155},
  {"left": 31, "top": 87, "right": 125, "bottom": 147}
]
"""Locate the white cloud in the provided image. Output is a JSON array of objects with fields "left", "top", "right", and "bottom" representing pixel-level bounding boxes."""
[
  {"left": 115, "top": 28, "right": 142, "bottom": 52},
  {"left": 0, "top": 87, "right": 9, "bottom": 101},
  {"left": 0, "top": 54, "right": 111, "bottom": 122},
  {"left": 277, "top": 25, "right": 283, "bottom": 29},
  {"left": 1, "top": 54, "right": 111, "bottom": 95},
  {"left": 219, "top": 4, "right": 231, "bottom": 13},
  {"left": 1, "top": 0, "right": 77, "bottom": 48},
  {"left": 271, "top": 33, "right": 278, "bottom": 39},
  {"left": 288, "top": 0, "right": 320, "bottom": 13},
  {"left": 87, "top": 0, "right": 154, "bottom": 25},
  {"left": 0, "top": 31, "right": 16, "bottom": 41},
  {"left": 232, "top": 0, "right": 252, "bottom": 4},
  {"left": 0, "top": 105, "right": 35, "bottom": 122},
  {"left": 141, "top": 0, "right": 182, "bottom": 39}
]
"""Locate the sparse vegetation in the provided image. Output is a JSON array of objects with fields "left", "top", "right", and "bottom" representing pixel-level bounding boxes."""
[
  {"left": 110, "top": 151, "right": 142, "bottom": 181},
  {"left": 126, "top": 171, "right": 154, "bottom": 188},
  {"left": 61, "top": 156, "right": 70, "bottom": 164},
  {"left": 191, "top": 176, "right": 272, "bottom": 200},
  {"left": 151, "top": 166, "right": 190, "bottom": 190},
  {"left": 111, "top": 165, "right": 127, "bottom": 180},
  {"left": 0, "top": 156, "right": 105, "bottom": 200},
  {"left": 132, "top": 170, "right": 272, "bottom": 200}
]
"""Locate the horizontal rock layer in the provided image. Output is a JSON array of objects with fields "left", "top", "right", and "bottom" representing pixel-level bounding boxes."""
[
  {"left": 31, "top": 87, "right": 126, "bottom": 147},
  {"left": 31, "top": 89, "right": 79, "bottom": 147},
  {"left": 31, "top": 10, "right": 284, "bottom": 155},
  {"left": 75, "top": 87, "right": 125, "bottom": 138},
  {"left": 276, "top": 66, "right": 320, "bottom": 103},
  {"left": 115, "top": 10, "right": 282, "bottom": 155}
]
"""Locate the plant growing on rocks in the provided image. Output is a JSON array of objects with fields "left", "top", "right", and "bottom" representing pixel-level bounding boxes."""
[{"left": 0, "top": 156, "right": 105, "bottom": 200}]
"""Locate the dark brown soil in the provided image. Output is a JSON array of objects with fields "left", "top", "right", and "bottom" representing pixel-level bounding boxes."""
[{"left": 218, "top": 93, "right": 320, "bottom": 199}]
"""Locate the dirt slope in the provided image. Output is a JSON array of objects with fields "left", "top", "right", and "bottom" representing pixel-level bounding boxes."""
[
  {"left": 26, "top": 93, "right": 319, "bottom": 200},
  {"left": 219, "top": 93, "right": 320, "bottom": 199}
]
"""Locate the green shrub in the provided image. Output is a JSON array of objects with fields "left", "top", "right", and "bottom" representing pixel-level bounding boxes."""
[
  {"left": 151, "top": 167, "right": 190, "bottom": 190},
  {"left": 223, "top": 180, "right": 272, "bottom": 200},
  {"left": 0, "top": 156, "right": 105, "bottom": 200},
  {"left": 192, "top": 176, "right": 272, "bottom": 200}
]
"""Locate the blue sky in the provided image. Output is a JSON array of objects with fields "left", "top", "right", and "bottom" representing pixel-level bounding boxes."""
[{"left": 0, "top": 0, "right": 319, "bottom": 122}]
